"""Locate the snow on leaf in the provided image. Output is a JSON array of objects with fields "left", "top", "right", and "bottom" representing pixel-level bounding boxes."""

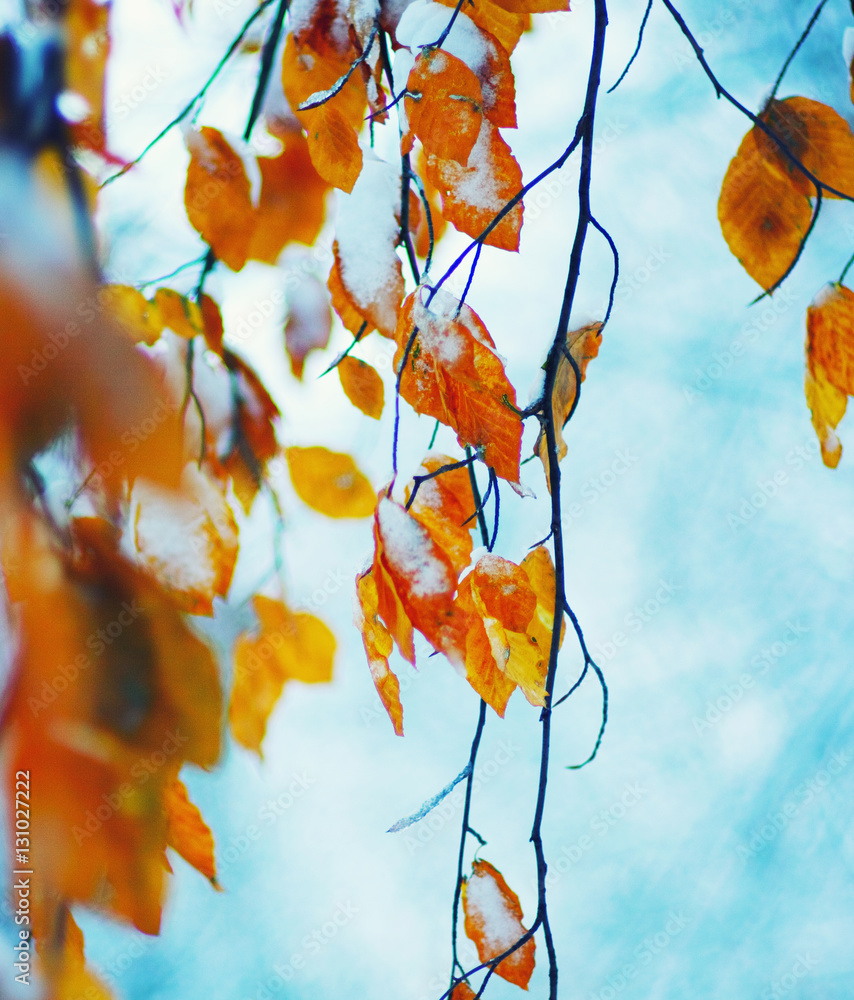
[
  {"left": 338, "top": 356, "right": 385, "bottom": 418},
  {"left": 333, "top": 157, "right": 406, "bottom": 338},
  {"left": 536, "top": 321, "right": 602, "bottom": 492},
  {"left": 132, "top": 462, "right": 239, "bottom": 617},
  {"left": 286, "top": 445, "right": 376, "bottom": 517},
  {"left": 403, "top": 50, "right": 485, "bottom": 165},
  {"left": 805, "top": 283, "right": 854, "bottom": 467},
  {"left": 164, "top": 777, "right": 219, "bottom": 887},
  {"left": 285, "top": 274, "right": 333, "bottom": 379},
  {"left": 395, "top": 288, "right": 523, "bottom": 482},
  {"left": 355, "top": 569, "right": 404, "bottom": 735},
  {"left": 462, "top": 858, "right": 536, "bottom": 989},
  {"left": 405, "top": 453, "right": 476, "bottom": 575},
  {"left": 426, "top": 117, "right": 523, "bottom": 250},
  {"left": 184, "top": 126, "right": 256, "bottom": 272},
  {"left": 375, "top": 496, "right": 466, "bottom": 665}
]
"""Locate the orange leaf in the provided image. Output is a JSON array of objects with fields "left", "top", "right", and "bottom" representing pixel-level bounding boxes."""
[
  {"left": 462, "top": 859, "right": 536, "bottom": 989},
  {"left": 355, "top": 569, "right": 404, "bottom": 735},
  {"left": 426, "top": 119, "right": 523, "bottom": 250},
  {"left": 406, "top": 454, "right": 476, "bottom": 575},
  {"left": 718, "top": 125, "right": 812, "bottom": 291},
  {"left": 248, "top": 131, "right": 329, "bottom": 264},
  {"left": 229, "top": 634, "right": 287, "bottom": 755},
  {"left": 35, "top": 905, "right": 114, "bottom": 1000},
  {"left": 536, "top": 321, "right": 602, "bottom": 491},
  {"left": 184, "top": 126, "right": 256, "bottom": 271},
  {"left": 449, "top": 983, "right": 478, "bottom": 1000},
  {"left": 281, "top": 34, "right": 366, "bottom": 192},
  {"left": 103, "top": 285, "right": 163, "bottom": 345},
  {"left": 395, "top": 287, "right": 522, "bottom": 483},
  {"left": 434, "top": 0, "right": 527, "bottom": 56},
  {"left": 456, "top": 571, "right": 517, "bottom": 715},
  {"left": 805, "top": 283, "right": 854, "bottom": 466},
  {"left": 286, "top": 445, "right": 375, "bottom": 517},
  {"left": 757, "top": 97, "right": 854, "bottom": 199},
  {"left": 285, "top": 275, "right": 333, "bottom": 379},
  {"left": 164, "top": 778, "right": 219, "bottom": 886},
  {"left": 375, "top": 496, "right": 466, "bottom": 665},
  {"left": 403, "top": 50, "right": 484, "bottom": 165},
  {"left": 338, "top": 355, "right": 385, "bottom": 418},
  {"left": 411, "top": 148, "right": 447, "bottom": 258}
]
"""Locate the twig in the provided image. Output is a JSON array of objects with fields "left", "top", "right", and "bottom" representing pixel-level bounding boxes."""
[
  {"left": 768, "top": 0, "right": 830, "bottom": 102},
  {"left": 607, "top": 0, "right": 652, "bottom": 93}
]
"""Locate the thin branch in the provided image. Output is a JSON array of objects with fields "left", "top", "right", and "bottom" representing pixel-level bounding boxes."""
[
  {"left": 487, "top": 468, "right": 499, "bottom": 553},
  {"left": 566, "top": 661, "right": 608, "bottom": 770},
  {"left": 100, "top": 0, "right": 276, "bottom": 187},
  {"left": 449, "top": 699, "right": 487, "bottom": 988},
  {"left": 298, "top": 23, "right": 378, "bottom": 111},
  {"left": 607, "top": 0, "right": 652, "bottom": 93},
  {"left": 410, "top": 170, "right": 436, "bottom": 274},
  {"left": 462, "top": 454, "right": 492, "bottom": 543},
  {"left": 590, "top": 215, "right": 619, "bottom": 326},
  {"left": 405, "top": 456, "right": 475, "bottom": 510},
  {"left": 839, "top": 251, "right": 854, "bottom": 286},
  {"left": 318, "top": 321, "right": 369, "bottom": 376},
  {"left": 429, "top": 0, "right": 469, "bottom": 51},
  {"left": 392, "top": 326, "right": 420, "bottom": 483},
  {"left": 243, "top": 0, "right": 289, "bottom": 142},
  {"left": 768, "top": 0, "right": 830, "bottom": 102},
  {"left": 137, "top": 253, "right": 208, "bottom": 290}
]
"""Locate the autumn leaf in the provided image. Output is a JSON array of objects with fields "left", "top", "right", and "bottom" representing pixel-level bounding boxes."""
[
  {"left": 184, "top": 126, "right": 256, "bottom": 271},
  {"left": 395, "top": 287, "right": 523, "bottom": 483},
  {"left": 462, "top": 859, "right": 536, "bottom": 989},
  {"left": 329, "top": 158, "right": 406, "bottom": 339},
  {"left": 355, "top": 569, "right": 404, "bottom": 735},
  {"left": 103, "top": 285, "right": 164, "bottom": 345},
  {"left": 406, "top": 454, "right": 476, "bottom": 575},
  {"left": 164, "top": 778, "right": 219, "bottom": 886},
  {"left": 228, "top": 597, "right": 335, "bottom": 754},
  {"left": 281, "top": 33, "right": 366, "bottom": 193},
  {"left": 248, "top": 130, "right": 329, "bottom": 264},
  {"left": 374, "top": 496, "right": 466, "bottom": 665},
  {"left": 536, "top": 321, "right": 603, "bottom": 491},
  {"left": 286, "top": 445, "right": 375, "bottom": 517},
  {"left": 153, "top": 287, "right": 205, "bottom": 340},
  {"left": 35, "top": 905, "right": 114, "bottom": 1000},
  {"left": 805, "top": 283, "right": 854, "bottom": 467},
  {"left": 338, "top": 356, "right": 384, "bottom": 418},
  {"left": 756, "top": 97, "right": 854, "bottom": 199},
  {"left": 456, "top": 570, "right": 517, "bottom": 716},
  {"left": 403, "top": 50, "right": 485, "bottom": 165},
  {"left": 449, "top": 983, "right": 478, "bottom": 1000},
  {"left": 426, "top": 119, "right": 523, "bottom": 251}
]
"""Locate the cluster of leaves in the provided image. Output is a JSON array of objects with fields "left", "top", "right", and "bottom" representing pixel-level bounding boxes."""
[
  {"left": 716, "top": 23, "right": 854, "bottom": 467},
  {"left": 1, "top": 0, "right": 602, "bottom": 995}
]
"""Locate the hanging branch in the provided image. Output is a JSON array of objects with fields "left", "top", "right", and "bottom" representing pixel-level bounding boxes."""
[
  {"left": 607, "top": 0, "right": 652, "bottom": 93},
  {"left": 768, "top": 0, "right": 830, "bottom": 101},
  {"left": 100, "top": 0, "right": 277, "bottom": 188}
]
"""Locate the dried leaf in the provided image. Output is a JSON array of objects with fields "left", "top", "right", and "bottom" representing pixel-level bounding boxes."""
[
  {"left": 536, "top": 321, "right": 602, "bottom": 491},
  {"left": 338, "top": 356, "right": 384, "bottom": 418},
  {"left": 103, "top": 285, "right": 163, "bottom": 345},
  {"left": 184, "top": 126, "right": 256, "bottom": 271},
  {"left": 285, "top": 275, "right": 333, "bottom": 379},
  {"left": 286, "top": 445, "right": 375, "bottom": 518},
  {"left": 718, "top": 124, "right": 813, "bottom": 291},
  {"left": 229, "top": 634, "right": 286, "bottom": 754},
  {"left": 406, "top": 454, "right": 476, "bottom": 575},
  {"left": 456, "top": 571, "right": 517, "bottom": 715},
  {"left": 355, "top": 569, "right": 404, "bottom": 735},
  {"left": 462, "top": 859, "right": 536, "bottom": 989},
  {"left": 154, "top": 287, "right": 205, "bottom": 339},
  {"left": 164, "top": 778, "right": 218, "bottom": 886},
  {"left": 395, "top": 288, "right": 523, "bottom": 483},
  {"left": 805, "top": 282, "right": 854, "bottom": 466}
]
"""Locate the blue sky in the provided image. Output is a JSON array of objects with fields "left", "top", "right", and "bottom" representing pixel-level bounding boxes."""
[{"left": 2, "top": 0, "right": 854, "bottom": 998}]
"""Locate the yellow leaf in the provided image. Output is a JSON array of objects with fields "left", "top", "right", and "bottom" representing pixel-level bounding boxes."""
[
  {"left": 355, "top": 570, "right": 404, "bottom": 735},
  {"left": 338, "top": 356, "right": 384, "bottom": 419},
  {"left": 253, "top": 595, "right": 336, "bottom": 684},
  {"left": 228, "top": 634, "right": 286, "bottom": 755},
  {"left": 536, "top": 321, "right": 602, "bottom": 492},
  {"left": 154, "top": 287, "right": 205, "bottom": 339},
  {"left": 286, "top": 446, "right": 375, "bottom": 518},
  {"left": 805, "top": 283, "right": 854, "bottom": 466}
]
